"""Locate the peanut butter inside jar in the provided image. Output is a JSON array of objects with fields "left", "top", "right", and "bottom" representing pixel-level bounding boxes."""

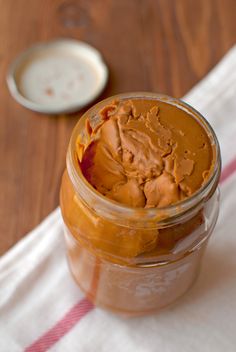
[{"left": 60, "top": 93, "right": 221, "bottom": 316}]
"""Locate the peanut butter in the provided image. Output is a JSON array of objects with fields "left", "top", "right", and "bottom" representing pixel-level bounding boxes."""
[
  {"left": 79, "top": 99, "right": 213, "bottom": 208},
  {"left": 60, "top": 94, "right": 220, "bottom": 316}
]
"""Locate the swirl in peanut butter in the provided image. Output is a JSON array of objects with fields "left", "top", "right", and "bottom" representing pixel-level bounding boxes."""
[{"left": 79, "top": 99, "right": 213, "bottom": 208}]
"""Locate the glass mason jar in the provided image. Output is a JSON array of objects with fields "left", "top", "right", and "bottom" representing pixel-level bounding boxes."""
[{"left": 60, "top": 93, "right": 221, "bottom": 316}]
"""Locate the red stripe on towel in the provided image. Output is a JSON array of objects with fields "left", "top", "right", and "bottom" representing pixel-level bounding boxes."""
[
  {"left": 220, "top": 157, "right": 236, "bottom": 184},
  {"left": 25, "top": 298, "right": 94, "bottom": 352}
]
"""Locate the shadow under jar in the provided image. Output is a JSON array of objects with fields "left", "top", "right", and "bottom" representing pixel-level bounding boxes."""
[{"left": 60, "top": 93, "right": 221, "bottom": 317}]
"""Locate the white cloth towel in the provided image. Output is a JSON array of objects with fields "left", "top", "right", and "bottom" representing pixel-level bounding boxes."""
[{"left": 1, "top": 46, "right": 236, "bottom": 352}]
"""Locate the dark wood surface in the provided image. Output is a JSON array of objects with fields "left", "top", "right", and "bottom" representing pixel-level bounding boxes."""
[{"left": 0, "top": 0, "right": 235, "bottom": 255}]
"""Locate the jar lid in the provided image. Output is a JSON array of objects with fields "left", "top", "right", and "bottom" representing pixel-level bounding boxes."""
[{"left": 7, "top": 39, "right": 108, "bottom": 114}]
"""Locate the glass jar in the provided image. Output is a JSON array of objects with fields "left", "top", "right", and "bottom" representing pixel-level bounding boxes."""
[{"left": 60, "top": 93, "right": 221, "bottom": 316}]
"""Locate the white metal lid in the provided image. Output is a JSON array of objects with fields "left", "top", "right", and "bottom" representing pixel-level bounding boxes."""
[{"left": 7, "top": 39, "right": 108, "bottom": 114}]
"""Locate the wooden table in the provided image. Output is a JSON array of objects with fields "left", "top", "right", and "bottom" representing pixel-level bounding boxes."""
[{"left": 0, "top": 0, "right": 235, "bottom": 255}]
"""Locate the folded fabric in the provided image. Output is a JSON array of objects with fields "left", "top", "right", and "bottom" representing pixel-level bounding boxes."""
[{"left": 1, "top": 46, "right": 236, "bottom": 352}]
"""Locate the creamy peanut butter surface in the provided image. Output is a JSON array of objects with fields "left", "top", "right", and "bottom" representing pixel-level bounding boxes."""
[{"left": 79, "top": 99, "right": 213, "bottom": 208}]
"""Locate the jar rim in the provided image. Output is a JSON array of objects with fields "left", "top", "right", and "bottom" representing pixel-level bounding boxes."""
[{"left": 67, "top": 92, "right": 221, "bottom": 223}]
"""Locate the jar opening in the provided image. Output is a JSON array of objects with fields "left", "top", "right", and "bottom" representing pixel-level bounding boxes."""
[{"left": 67, "top": 92, "right": 221, "bottom": 226}]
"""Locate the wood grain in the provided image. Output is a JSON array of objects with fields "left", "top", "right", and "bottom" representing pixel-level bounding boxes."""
[{"left": 0, "top": 0, "right": 235, "bottom": 255}]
